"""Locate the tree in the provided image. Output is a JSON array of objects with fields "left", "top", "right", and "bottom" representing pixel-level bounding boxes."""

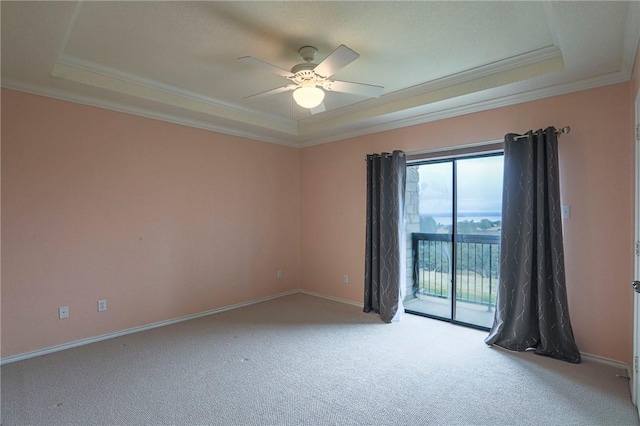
[
  {"left": 420, "top": 215, "right": 437, "bottom": 233},
  {"left": 479, "top": 219, "right": 492, "bottom": 230}
]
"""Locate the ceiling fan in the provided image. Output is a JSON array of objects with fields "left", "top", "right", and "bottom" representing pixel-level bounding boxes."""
[{"left": 238, "top": 44, "right": 384, "bottom": 114}]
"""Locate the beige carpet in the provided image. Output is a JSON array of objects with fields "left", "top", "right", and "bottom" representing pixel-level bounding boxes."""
[{"left": 2, "top": 293, "right": 638, "bottom": 425}]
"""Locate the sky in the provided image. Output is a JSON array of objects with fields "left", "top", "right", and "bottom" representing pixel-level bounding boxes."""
[{"left": 417, "top": 155, "right": 503, "bottom": 217}]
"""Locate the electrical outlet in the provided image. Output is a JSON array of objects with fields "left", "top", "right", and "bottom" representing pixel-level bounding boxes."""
[
  {"left": 562, "top": 205, "right": 571, "bottom": 219},
  {"left": 58, "top": 306, "right": 69, "bottom": 319},
  {"left": 98, "top": 299, "right": 107, "bottom": 312},
  {"left": 277, "top": 270, "right": 283, "bottom": 279},
  {"left": 344, "top": 275, "right": 349, "bottom": 284}
]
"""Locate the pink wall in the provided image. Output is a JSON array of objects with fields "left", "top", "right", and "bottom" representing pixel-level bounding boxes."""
[
  {"left": 1, "top": 89, "right": 300, "bottom": 358},
  {"left": 300, "top": 83, "right": 635, "bottom": 365},
  {"left": 3, "top": 78, "right": 638, "bottom": 365}
]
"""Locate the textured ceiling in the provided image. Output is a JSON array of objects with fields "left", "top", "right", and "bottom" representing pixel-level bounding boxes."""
[{"left": 2, "top": 1, "right": 639, "bottom": 147}]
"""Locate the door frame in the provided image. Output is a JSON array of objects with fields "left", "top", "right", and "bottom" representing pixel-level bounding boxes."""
[
  {"left": 633, "top": 91, "right": 640, "bottom": 413},
  {"left": 405, "top": 153, "right": 503, "bottom": 330}
]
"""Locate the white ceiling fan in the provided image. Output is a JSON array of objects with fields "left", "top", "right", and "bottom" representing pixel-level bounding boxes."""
[{"left": 238, "top": 44, "right": 384, "bottom": 114}]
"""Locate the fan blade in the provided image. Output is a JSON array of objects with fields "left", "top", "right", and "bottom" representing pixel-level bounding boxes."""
[
  {"left": 238, "top": 56, "right": 293, "bottom": 78},
  {"left": 326, "top": 80, "right": 384, "bottom": 98},
  {"left": 309, "top": 102, "right": 326, "bottom": 115},
  {"left": 313, "top": 45, "right": 359, "bottom": 78},
  {"left": 244, "top": 84, "right": 297, "bottom": 99}
]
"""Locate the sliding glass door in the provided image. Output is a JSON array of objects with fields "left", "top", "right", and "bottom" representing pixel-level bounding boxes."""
[{"left": 404, "top": 154, "right": 503, "bottom": 329}]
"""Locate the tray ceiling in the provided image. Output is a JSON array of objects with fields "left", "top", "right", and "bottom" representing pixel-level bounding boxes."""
[{"left": 2, "top": 1, "right": 639, "bottom": 147}]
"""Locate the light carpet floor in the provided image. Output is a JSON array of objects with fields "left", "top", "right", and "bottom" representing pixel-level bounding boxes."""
[{"left": 2, "top": 293, "right": 639, "bottom": 425}]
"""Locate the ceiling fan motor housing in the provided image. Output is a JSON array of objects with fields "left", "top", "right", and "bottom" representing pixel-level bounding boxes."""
[
  {"left": 290, "top": 67, "right": 326, "bottom": 86},
  {"left": 289, "top": 46, "right": 328, "bottom": 87}
]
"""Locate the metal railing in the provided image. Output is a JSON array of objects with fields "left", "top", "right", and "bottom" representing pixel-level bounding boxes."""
[{"left": 412, "top": 233, "right": 500, "bottom": 309}]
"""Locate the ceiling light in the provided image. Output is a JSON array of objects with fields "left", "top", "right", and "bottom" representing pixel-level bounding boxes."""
[{"left": 293, "top": 86, "right": 325, "bottom": 109}]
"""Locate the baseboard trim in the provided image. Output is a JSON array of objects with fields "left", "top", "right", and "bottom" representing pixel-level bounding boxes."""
[
  {"left": 2, "top": 290, "right": 630, "bottom": 374},
  {"left": 298, "top": 291, "right": 635, "bottom": 377},
  {"left": 0, "top": 290, "right": 299, "bottom": 366},
  {"left": 581, "top": 352, "right": 630, "bottom": 373},
  {"left": 298, "top": 290, "right": 362, "bottom": 308},
  {"left": 580, "top": 352, "right": 632, "bottom": 393}
]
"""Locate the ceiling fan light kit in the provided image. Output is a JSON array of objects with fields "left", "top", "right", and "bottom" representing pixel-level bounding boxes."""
[
  {"left": 293, "top": 85, "right": 325, "bottom": 109},
  {"left": 239, "top": 44, "right": 384, "bottom": 113}
]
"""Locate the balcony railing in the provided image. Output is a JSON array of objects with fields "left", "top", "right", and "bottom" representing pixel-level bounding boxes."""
[{"left": 412, "top": 233, "right": 500, "bottom": 309}]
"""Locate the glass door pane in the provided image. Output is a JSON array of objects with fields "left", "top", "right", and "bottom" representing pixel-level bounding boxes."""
[
  {"left": 454, "top": 155, "right": 503, "bottom": 328},
  {"left": 405, "top": 161, "right": 453, "bottom": 320}
]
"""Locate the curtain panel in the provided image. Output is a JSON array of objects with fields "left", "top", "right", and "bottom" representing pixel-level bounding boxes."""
[
  {"left": 485, "top": 127, "right": 580, "bottom": 363},
  {"left": 364, "top": 150, "right": 406, "bottom": 323}
]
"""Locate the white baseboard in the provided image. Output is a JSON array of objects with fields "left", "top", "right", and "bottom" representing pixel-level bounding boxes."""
[
  {"left": 3, "top": 290, "right": 629, "bottom": 376},
  {"left": 580, "top": 352, "right": 632, "bottom": 394},
  {"left": 299, "top": 290, "right": 636, "bottom": 373},
  {"left": 581, "top": 352, "right": 630, "bottom": 374},
  {"left": 0, "top": 289, "right": 299, "bottom": 366}
]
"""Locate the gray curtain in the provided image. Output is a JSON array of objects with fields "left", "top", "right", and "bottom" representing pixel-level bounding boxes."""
[
  {"left": 485, "top": 127, "right": 580, "bottom": 363},
  {"left": 364, "top": 150, "right": 406, "bottom": 323}
]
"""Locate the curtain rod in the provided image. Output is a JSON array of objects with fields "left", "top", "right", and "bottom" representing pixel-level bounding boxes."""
[
  {"left": 403, "top": 125, "right": 571, "bottom": 157},
  {"left": 512, "top": 125, "right": 571, "bottom": 141},
  {"left": 365, "top": 126, "right": 572, "bottom": 160}
]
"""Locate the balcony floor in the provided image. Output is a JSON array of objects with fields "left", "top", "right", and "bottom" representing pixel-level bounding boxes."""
[{"left": 404, "top": 295, "right": 495, "bottom": 329}]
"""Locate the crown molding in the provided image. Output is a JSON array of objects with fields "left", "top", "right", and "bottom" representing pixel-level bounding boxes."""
[
  {"left": 298, "top": 46, "right": 564, "bottom": 139},
  {"left": 53, "top": 54, "right": 298, "bottom": 136},
  {"left": 56, "top": 54, "right": 285, "bottom": 123},
  {"left": 1, "top": 79, "right": 300, "bottom": 148},
  {"left": 297, "top": 70, "right": 628, "bottom": 148},
  {"left": 391, "top": 45, "right": 563, "bottom": 99},
  {"left": 298, "top": 55, "right": 565, "bottom": 138},
  {"left": 51, "top": 45, "right": 564, "bottom": 145},
  {"left": 4, "top": 66, "right": 629, "bottom": 151},
  {"left": 299, "top": 46, "right": 563, "bottom": 127}
]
